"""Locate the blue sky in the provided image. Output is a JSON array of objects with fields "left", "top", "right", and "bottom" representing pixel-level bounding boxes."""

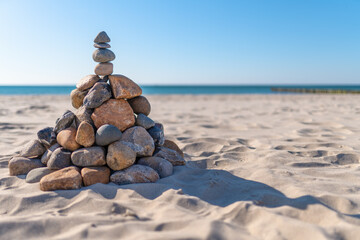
[{"left": 0, "top": 0, "right": 359, "bottom": 85}]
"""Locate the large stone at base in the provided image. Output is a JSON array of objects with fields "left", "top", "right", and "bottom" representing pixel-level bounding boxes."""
[
  {"left": 138, "top": 157, "right": 173, "bottom": 178},
  {"left": 110, "top": 165, "right": 159, "bottom": 185},
  {"left": 20, "top": 139, "right": 46, "bottom": 158},
  {"left": 91, "top": 99, "right": 135, "bottom": 131},
  {"left": 109, "top": 75, "right": 142, "bottom": 99},
  {"left": 8, "top": 157, "right": 43, "bottom": 176},
  {"left": 40, "top": 166, "right": 82, "bottom": 191},
  {"left": 75, "top": 121, "right": 95, "bottom": 147},
  {"left": 57, "top": 127, "right": 81, "bottom": 151},
  {"left": 81, "top": 166, "right": 110, "bottom": 186},
  {"left": 106, "top": 141, "right": 136, "bottom": 170},
  {"left": 26, "top": 167, "right": 55, "bottom": 183},
  {"left": 154, "top": 146, "right": 186, "bottom": 166},
  {"left": 121, "top": 126, "right": 155, "bottom": 157},
  {"left": 71, "top": 146, "right": 106, "bottom": 167}
]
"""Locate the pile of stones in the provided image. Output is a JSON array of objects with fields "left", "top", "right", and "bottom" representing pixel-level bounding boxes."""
[{"left": 8, "top": 31, "right": 185, "bottom": 191}]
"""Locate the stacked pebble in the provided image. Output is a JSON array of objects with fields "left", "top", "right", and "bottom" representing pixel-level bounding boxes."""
[{"left": 8, "top": 31, "right": 185, "bottom": 191}]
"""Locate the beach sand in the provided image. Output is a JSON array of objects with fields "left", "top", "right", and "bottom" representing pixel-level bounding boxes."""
[{"left": 1, "top": 94, "right": 360, "bottom": 239}]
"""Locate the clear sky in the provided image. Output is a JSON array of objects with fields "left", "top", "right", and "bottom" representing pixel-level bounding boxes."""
[{"left": 0, "top": 0, "right": 359, "bottom": 85}]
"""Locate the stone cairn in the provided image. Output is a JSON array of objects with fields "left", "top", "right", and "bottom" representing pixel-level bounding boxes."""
[{"left": 8, "top": 31, "right": 185, "bottom": 191}]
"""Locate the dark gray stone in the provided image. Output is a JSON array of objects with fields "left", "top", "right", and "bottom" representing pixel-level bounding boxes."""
[
  {"left": 138, "top": 157, "right": 173, "bottom": 178},
  {"left": 94, "top": 31, "right": 110, "bottom": 43},
  {"left": 92, "top": 49, "right": 115, "bottom": 63},
  {"left": 47, "top": 148, "right": 71, "bottom": 170},
  {"left": 153, "top": 146, "right": 186, "bottom": 166},
  {"left": 20, "top": 139, "right": 47, "bottom": 158},
  {"left": 135, "top": 114, "right": 155, "bottom": 129},
  {"left": 71, "top": 146, "right": 106, "bottom": 167},
  {"left": 37, "top": 127, "right": 56, "bottom": 147},
  {"left": 95, "top": 124, "right": 122, "bottom": 146},
  {"left": 41, "top": 143, "right": 61, "bottom": 165},
  {"left": 83, "top": 82, "right": 112, "bottom": 109},
  {"left": 54, "top": 110, "right": 75, "bottom": 134},
  {"left": 121, "top": 126, "right": 155, "bottom": 157},
  {"left": 26, "top": 167, "right": 55, "bottom": 183},
  {"left": 147, "top": 124, "right": 165, "bottom": 146}
]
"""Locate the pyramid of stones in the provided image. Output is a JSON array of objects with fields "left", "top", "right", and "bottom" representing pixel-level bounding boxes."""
[{"left": 8, "top": 31, "right": 185, "bottom": 191}]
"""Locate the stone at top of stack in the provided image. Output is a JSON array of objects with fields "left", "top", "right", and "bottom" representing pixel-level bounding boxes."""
[
  {"left": 8, "top": 31, "right": 186, "bottom": 191},
  {"left": 93, "top": 31, "right": 115, "bottom": 76}
]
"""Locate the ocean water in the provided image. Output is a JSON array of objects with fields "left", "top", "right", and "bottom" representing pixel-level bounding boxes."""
[{"left": 0, "top": 85, "right": 360, "bottom": 95}]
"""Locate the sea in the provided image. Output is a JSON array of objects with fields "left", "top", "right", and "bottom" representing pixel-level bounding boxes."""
[{"left": 0, "top": 85, "right": 360, "bottom": 95}]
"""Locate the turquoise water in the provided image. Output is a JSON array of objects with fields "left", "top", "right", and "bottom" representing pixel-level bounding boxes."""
[{"left": 0, "top": 85, "right": 360, "bottom": 95}]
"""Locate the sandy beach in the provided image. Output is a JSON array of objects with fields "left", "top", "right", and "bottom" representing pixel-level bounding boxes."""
[{"left": 1, "top": 94, "right": 360, "bottom": 239}]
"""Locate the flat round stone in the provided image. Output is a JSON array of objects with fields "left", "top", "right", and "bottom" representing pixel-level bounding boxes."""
[
  {"left": 94, "top": 62, "right": 113, "bottom": 76},
  {"left": 94, "top": 43, "right": 111, "bottom": 48},
  {"left": 92, "top": 49, "right": 115, "bottom": 63}
]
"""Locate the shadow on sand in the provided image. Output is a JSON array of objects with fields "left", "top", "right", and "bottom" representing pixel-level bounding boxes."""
[{"left": 53, "top": 160, "right": 360, "bottom": 220}]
